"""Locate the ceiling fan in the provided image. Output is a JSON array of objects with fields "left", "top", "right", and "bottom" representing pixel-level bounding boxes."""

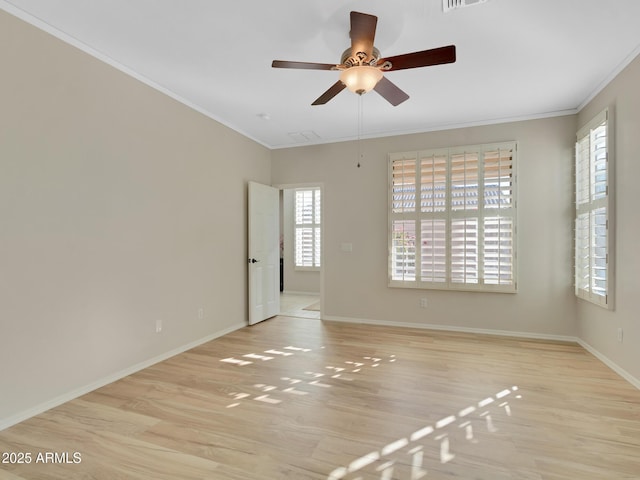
[{"left": 272, "top": 11, "right": 456, "bottom": 106}]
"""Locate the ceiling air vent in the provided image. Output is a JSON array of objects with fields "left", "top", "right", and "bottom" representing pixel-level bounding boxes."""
[
  {"left": 288, "top": 131, "right": 321, "bottom": 143},
  {"left": 443, "top": 0, "right": 488, "bottom": 12}
]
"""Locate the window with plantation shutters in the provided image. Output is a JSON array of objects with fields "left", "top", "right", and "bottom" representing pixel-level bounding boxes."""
[
  {"left": 294, "top": 188, "right": 321, "bottom": 270},
  {"left": 389, "top": 142, "right": 517, "bottom": 292},
  {"left": 575, "top": 109, "right": 612, "bottom": 308}
]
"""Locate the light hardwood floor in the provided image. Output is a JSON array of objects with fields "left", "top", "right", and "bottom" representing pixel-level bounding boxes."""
[{"left": 1, "top": 316, "right": 639, "bottom": 479}]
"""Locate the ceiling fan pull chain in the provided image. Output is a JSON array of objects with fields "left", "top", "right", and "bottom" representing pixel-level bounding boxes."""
[{"left": 357, "top": 95, "right": 363, "bottom": 168}]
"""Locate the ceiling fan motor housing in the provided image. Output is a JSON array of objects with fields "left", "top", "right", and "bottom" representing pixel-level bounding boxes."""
[{"left": 340, "top": 47, "right": 381, "bottom": 68}]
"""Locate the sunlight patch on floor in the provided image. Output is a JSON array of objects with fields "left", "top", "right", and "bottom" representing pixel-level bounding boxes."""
[
  {"left": 327, "top": 386, "right": 521, "bottom": 480},
  {"left": 219, "top": 344, "right": 396, "bottom": 409}
]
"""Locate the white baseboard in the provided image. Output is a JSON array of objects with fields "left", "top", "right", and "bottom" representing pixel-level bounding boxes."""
[
  {"left": 0, "top": 321, "right": 246, "bottom": 432},
  {"left": 282, "top": 290, "right": 320, "bottom": 296},
  {"left": 577, "top": 339, "right": 640, "bottom": 390},
  {"left": 323, "top": 315, "right": 578, "bottom": 343},
  {"left": 323, "top": 315, "right": 640, "bottom": 390}
]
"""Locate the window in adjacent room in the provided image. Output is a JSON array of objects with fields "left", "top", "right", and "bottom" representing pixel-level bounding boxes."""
[
  {"left": 294, "top": 188, "right": 321, "bottom": 270},
  {"left": 575, "top": 109, "right": 612, "bottom": 308},
  {"left": 388, "top": 142, "right": 517, "bottom": 292}
]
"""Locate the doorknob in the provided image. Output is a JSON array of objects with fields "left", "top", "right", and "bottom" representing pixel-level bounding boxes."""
[{"left": 248, "top": 258, "right": 260, "bottom": 264}]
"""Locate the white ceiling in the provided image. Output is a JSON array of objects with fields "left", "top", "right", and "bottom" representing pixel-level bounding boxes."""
[{"left": 3, "top": 0, "right": 640, "bottom": 149}]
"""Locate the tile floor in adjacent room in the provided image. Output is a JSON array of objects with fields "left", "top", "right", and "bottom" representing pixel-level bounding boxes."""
[{"left": 279, "top": 292, "right": 321, "bottom": 319}]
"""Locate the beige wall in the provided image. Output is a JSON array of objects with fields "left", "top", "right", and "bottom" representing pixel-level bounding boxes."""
[
  {"left": 0, "top": 11, "right": 271, "bottom": 425},
  {"left": 272, "top": 116, "right": 578, "bottom": 337},
  {"left": 576, "top": 54, "right": 640, "bottom": 383}
]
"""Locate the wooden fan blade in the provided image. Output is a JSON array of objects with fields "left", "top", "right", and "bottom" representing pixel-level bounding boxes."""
[
  {"left": 350, "top": 11, "right": 377, "bottom": 59},
  {"left": 378, "top": 45, "right": 456, "bottom": 71},
  {"left": 373, "top": 76, "right": 409, "bottom": 106},
  {"left": 312, "top": 81, "right": 347, "bottom": 105},
  {"left": 272, "top": 60, "right": 338, "bottom": 70}
]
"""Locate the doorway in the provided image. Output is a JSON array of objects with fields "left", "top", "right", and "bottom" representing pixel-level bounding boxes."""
[{"left": 278, "top": 184, "right": 323, "bottom": 319}]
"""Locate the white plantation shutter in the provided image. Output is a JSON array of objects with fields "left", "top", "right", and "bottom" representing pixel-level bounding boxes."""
[
  {"left": 451, "top": 218, "right": 479, "bottom": 284},
  {"left": 450, "top": 152, "right": 479, "bottom": 212},
  {"left": 576, "top": 136, "right": 590, "bottom": 208},
  {"left": 294, "top": 188, "right": 321, "bottom": 269},
  {"left": 449, "top": 149, "right": 480, "bottom": 286},
  {"left": 483, "top": 147, "right": 515, "bottom": 286},
  {"left": 389, "top": 142, "right": 517, "bottom": 292},
  {"left": 420, "top": 153, "right": 447, "bottom": 213},
  {"left": 418, "top": 153, "right": 448, "bottom": 283},
  {"left": 484, "top": 148, "right": 514, "bottom": 209},
  {"left": 575, "top": 109, "right": 611, "bottom": 307},
  {"left": 391, "top": 154, "right": 417, "bottom": 213},
  {"left": 575, "top": 213, "right": 590, "bottom": 292},
  {"left": 391, "top": 220, "right": 416, "bottom": 281},
  {"left": 591, "top": 208, "right": 608, "bottom": 296},
  {"left": 420, "top": 219, "right": 447, "bottom": 283},
  {"left": 390, "top": 153, "right": 418, "bottom": 281},
  {"left": 483, "top": 216, "right": 514, "bottom": 285}
]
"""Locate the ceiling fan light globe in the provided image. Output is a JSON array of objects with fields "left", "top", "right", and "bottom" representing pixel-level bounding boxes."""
[{"left": 340, "top": 66, "right": 383, "bottom": 94}]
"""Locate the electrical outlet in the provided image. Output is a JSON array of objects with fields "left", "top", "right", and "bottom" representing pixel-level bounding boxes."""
[
  {"left": 420, "top": 298, "right": 428, "bottom": 308},
  {"left": 155, "top": 319, "right": 163, "bottom": 334},
  {"left": 198, "top": 308, "right": 204, "bottom": 320},
  {"left": 617, "top": 327, "right": 623, "bottom": 343}
]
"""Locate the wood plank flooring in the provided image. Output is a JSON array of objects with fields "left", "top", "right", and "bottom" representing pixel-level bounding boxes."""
[{"left": 1, "top": 316, "right": 639, "bottom": 479}]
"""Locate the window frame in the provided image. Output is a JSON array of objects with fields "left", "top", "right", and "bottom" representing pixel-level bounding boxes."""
[
  {"left": 294, "top": 187, "right": 321, "bottom": 271},
  {"left": 388, "top": 141, "right": 518, "bottom": 293},
  {"left": 575, "top": 108, "right": 613, "bottom": 309}
]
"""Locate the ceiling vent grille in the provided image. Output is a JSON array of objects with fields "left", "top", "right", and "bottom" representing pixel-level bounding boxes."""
[
  {"left": 443, "top": 0, "right": 488, "bottom": 12},
  {"left": 288, "top": 131, "right": 321, "bottom": 143}
]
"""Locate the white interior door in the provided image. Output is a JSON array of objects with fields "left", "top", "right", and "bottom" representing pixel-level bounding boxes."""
[{"left": 248, "top": 181, "right": 280, "bottom": 325}]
